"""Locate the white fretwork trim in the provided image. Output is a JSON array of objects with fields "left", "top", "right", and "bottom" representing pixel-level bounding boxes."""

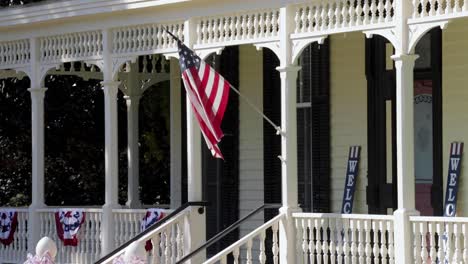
[
  {"left": 292, "top": 0, "right": 395, "bottom": 36},
  {"left": 40, "top": 31, "right": 103, "bottom": 64},
  {"left": 0, "top": 39, "right": 30, "bottom": 70},
  {"left": 111, "top": 22, "right": 184, "bottom": 57},
  {"left": 194, "top": 9, "right": 281, "bottom": 48}
]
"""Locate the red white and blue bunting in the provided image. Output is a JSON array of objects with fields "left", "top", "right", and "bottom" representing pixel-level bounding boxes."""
[
  {"left": 0, "top": 210, "right": 18, "bottom": 246},
  {"left": 54, "top": 210, "right": 85, "bottom": 246},
  {"left": 141, "top": 209, "right": 166, "bottom": 251}
]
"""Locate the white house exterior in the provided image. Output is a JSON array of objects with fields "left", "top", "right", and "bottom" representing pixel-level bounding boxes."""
[{"left": 2, "top": 0, "right": 468, "bottom": 263}]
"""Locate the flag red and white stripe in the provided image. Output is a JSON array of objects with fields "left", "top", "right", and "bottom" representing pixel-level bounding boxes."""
[{"left": 175, "top": 36, "right": 230, "bottom": 159}]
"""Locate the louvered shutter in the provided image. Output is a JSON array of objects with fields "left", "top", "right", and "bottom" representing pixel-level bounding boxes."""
[
  {"left": 203, "top": 46, "right": 240, "bottom": 256},
  {"left": 310, "top": 40, "right": 331, "bottom": 213},
  {"left": 263, "top": 48, "right": 282, "bottom": 221}
]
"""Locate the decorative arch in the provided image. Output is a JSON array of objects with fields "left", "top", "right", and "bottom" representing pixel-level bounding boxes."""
[{"left": 292, "top": 35, "right": 328, "bottom": 65}]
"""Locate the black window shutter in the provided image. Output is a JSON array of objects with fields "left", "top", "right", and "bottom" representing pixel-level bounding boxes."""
[
  {"left": 309, "top": 40, "right": 331, "bottom": 213},
  {"left": 203, "top": 46, "right": 239, "bottom": 256},
  {"left": 263, "top": 48, "right": 282, "bottom": 221}
]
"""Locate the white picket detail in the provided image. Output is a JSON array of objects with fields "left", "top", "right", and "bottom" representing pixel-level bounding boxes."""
[
  {"left": 0, "top": 208, "right": 28, "bottom": 264},
  {"left": 38, "top": 208, "right": 102, "bottom": 264},
  {"left": 293, "top": 0, "right": 395, "bottom": 36},
  {"left": 195, "top": 9, "right": 280, "bottom": 47},
  {"left": 112, "top": 23, "right": 184, "bottom": 55},
  {"left": 40, "top": 31, "right": 103, "bottom": 63},
  {"left": 293, "top": 213, "right": 394, "bottom": 264},
  {"left": 412, "top": 0, "right": 468, "bottom": 19},
  {"left": 113, "top": 209, "right": 147, "bottom": 248},
  {"left": 0, "top": 39, "right": 30, "bottom": 69},
  {"left": 102, "top": 209, "right": 188, "bottom": 264},
  {"left": 203, "top": 213, "right": 284, "bottom": 264},
  {"left": 410, "top": 216, "right": 468, "bottom": 264}
]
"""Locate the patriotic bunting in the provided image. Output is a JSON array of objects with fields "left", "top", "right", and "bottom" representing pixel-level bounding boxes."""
[
  {"left": 141, "top": 209, "right": 166, "bottom": 251},
  {"left": 0, "top": 210, "right": 18, "bottom": 246},
  {"left": 54, "top": 210, "right": 85, "bottom": 246}
]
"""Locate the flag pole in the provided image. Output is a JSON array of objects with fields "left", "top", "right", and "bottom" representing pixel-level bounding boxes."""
[
  {"left": 229, "top": 84, "right": 283, "bottom": 135},
  {"left": 164, "top": 28, "right": 282, "bottom": 136}
]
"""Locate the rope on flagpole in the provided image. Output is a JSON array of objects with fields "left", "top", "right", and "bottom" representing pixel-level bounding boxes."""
[{"left": 229, "top": 84, "right": 283, "bottom": 136}]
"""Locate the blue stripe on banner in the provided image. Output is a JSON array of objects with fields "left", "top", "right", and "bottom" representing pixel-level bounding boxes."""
[
  {"left": 341, "top": 146, "right": 361, "bottom": 214},
  {"left": 444, "top": 142, "right": 464, "bottom": 217}
]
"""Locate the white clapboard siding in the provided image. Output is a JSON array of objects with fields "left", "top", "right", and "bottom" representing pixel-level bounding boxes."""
[
  {"left": 330, "top": 32, "right": 368, "bottom": 214},
  {"left": 443, "top": 19, "right": 468, "bottom": 216},
  {"left": 239, "top": 45, "right": 264, "bottom": 237}
]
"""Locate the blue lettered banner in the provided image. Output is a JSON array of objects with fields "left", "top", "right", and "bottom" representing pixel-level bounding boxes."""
[
  {"left": 341, "top": 146, "right": 361, "bottom": 214},
  {"left": 444, "top": 142, "right": 464, "bottom": 217}
]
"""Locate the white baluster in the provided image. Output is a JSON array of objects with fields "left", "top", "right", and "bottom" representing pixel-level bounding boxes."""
[
  {"left": 445, "top": 0, "right": 453, "bottom": 14},
  {"left": 320, "top": 1, "right": 328, "bottom": 30},
  {"left": 233, "top": 247, "right": 240, "bottom": 264},
  {"left": 436, "top": 222, "right": 445, "bottom": 264},
  {"left": 372, "top": 221, "right": 380, "bottom": 264},
  {"left": 350, "top": 220, "right": 357, "bottom": 264},
  {"left": 335, "top": 0, "right": 342, "bottom": 28},
  {"left": 386, "top": 221, "right": 394, "bottom": 264},
  {"left": 301, "top": 219, "right": 308, "bottom": 262},
  {"left": 152, "top": 233, "right": 161, "bottom": 264},
  {"left": 259, "top": 230, "right": 267, "bottom": 264},
  {"left": 336, "top": 219, "right": 343, "bottom": 264},
  {"left": 363, "top": 0, "right": 370, "bottom": 24},
  {"left": 315, "top": 219, "right": 323, "bottom": 263},
  {"left": 428, "top": 222, "right": 436, "bottom": 263},
  {"left": 463, "top": 0, "right": 468, "bottom": 11},
  {"left": 329, "top": 218, "right": 336, "bottom": 264},
  {"left": 414, "top": 222, "right": 422, "bottom": 264},
  {"left": 380, "top": 221, "right": 388, "bottom": 264},
  {"left": 357, "top": 220, "right": 365, "bottom": 263},
  {"left": 300, "top": 7, "right": 307, "bottom": 33},
  {"left": 294, "top": 7, "right": 301, "bottom": 33},
  {"left": 420, "top": 222, "right": 428, "bottom": 263},
  {"left": 322, "top": 219, "right": 330, "bottom": 263},
  {"left": 349, "top": 0, "right": 356, "bottom": 26},
  {"left": 246, "top": 239, "right": 253, "bottom": 264},
  {"left": 463, "top": 223, "right": 468, "bottom": 263},
  {"left": 446, "top": 223, "right": 454, "bottom": 263},
  {"left": 272, "top": 222, "right": 279, "bottom": 264},
  {"left": 454, "top": 223, "right": 462, "bottom": 263},
  {"left": 364, "top": 220, "right": 372, "bottom": 264},
  {"left": 327, "top": 2, "right": 334, "bottom": 29},
  {"left": 308, "top": 219, "right": 315, "bottom": 264},
  {"left": 343, "top": 219, "right": 350, "bottom": 264},
  {"left": 385, "top": 0, "right": 393, "bottom": 21}
]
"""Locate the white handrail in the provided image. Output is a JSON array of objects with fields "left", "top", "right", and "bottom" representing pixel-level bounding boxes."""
[
  {"left": 101, "top": 208, "right": 190, "bottom": 264},
  {"left": 293, "top": 212, "right": 394, "bottom": 220},
  {"left": 203, "top": 213, "right": 285, "bottom": 264}
]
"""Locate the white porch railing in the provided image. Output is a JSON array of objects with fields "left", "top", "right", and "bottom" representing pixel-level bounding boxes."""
[
  {"left": 410, "top": 216, "right": 468, "bottom": 263},
  {"left": 101, "top": 208, "right": 189, "bottom": 264},
  {"left": 292, "top": 213, "right": 395, "bottom": 264},
  {"left": 203, "top": 213, "right": 283, "bottom": 264},
  {"left": 0, "top": 208, "right": 28, "bottom": 264},
  {"left": 38, "top": 208, "right": 103, "bottom": 264}
]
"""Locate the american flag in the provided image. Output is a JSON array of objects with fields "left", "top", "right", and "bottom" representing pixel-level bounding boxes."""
[{"left": 171, "top": 33, "right": 230, "bottom": 159}]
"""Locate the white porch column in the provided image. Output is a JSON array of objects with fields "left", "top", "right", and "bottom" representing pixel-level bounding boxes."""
[
  {"left": 392, "top": 53, "right": 419, "bottom": 264},
  {"left": 391, "top": 1, "right": 419, "bottom": 263},
  {"left": 101, "top": 80, "right": 120, "bottom": 255},
  {"left": 277, "top": 5, "right": 301, "bottom": 264},
  {"left": 125, "top": 94, "right": 141, "bottom": 208},
  {"left": 28, "top": 87, "right": 47, "bottom": 252},
  {"left": 170, "top": 58, "right": 182, "bottom": 209},
  {"left": 27, "top": 37, "right": 47, "bottom": 253},
  {"left": 182, "top": 19, "right": 206, "bottom": 264},
  {"left": 101, "top": 28, "right": 120, "bottom": 256}
]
